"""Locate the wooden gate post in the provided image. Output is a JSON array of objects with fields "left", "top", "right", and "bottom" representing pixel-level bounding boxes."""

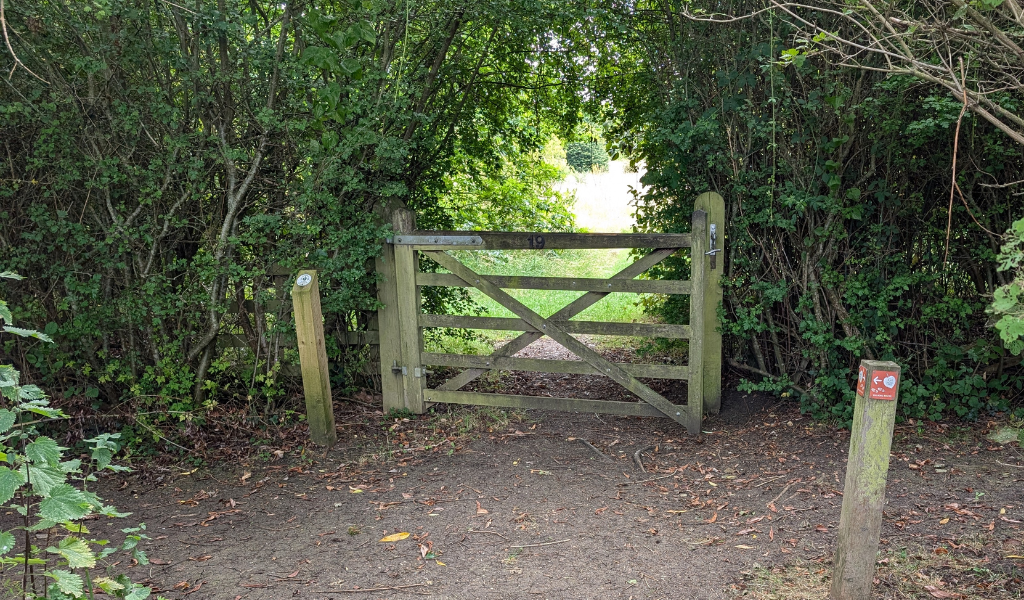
[
  {"left": 694, "top": 192, "right": 725, "bottom": 414},
  {"left": 393, "top": 208, "right": 427, "bottom": 414},
  {"left": 830, "top": 360, "right": 901, "bottom": 600},
  {"left": 686, "top": 209, "right": 708, "bottom": 434},
  {"left": 376, "top": 226, "right": 404, "bottom": 414},
  {"left": 292, "top": 270, "right": 337, "bottom": 447}
]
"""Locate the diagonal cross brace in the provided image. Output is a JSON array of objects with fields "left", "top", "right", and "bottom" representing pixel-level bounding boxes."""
[
  {"left": 423, "top": 250, "right": 696, "bottom": 431},
  {"left": 437, "top": 248, "right": 679, "bottom": 392}
]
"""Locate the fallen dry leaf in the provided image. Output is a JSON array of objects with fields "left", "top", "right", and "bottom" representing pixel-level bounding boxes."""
[
  {"left": 923, "top": 585, "right": 964, "bottom": 598},
  {"left": 240, "top": 471, "right": 251, "bottom": 483},
  {"left": 735, "top": 544, "right": 754, "bottom": 549},
  {"left": 815, "top": 524, "right": 828, "bottom": 532},
  {"left": 476, "top": 501, "right": 489, "bottom": 515},
  {"left": 707, "top": 512, "right": 718, "bottom": 524},
  {"left": 379, "top": 532, "right": 410, "bottom": 543}
]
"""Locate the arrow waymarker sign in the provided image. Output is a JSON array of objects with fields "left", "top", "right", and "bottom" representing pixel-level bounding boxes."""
[
  {"left": 856, "top": 365, "right": 866, "bottom": 397},
  {"left": 868, "top": 370, "right": 899, "bottom": 401}
]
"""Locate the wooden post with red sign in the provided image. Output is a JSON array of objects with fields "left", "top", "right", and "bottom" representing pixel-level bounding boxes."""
[{"left": 830, "top": 360, "right": 901, "bottom": 600}]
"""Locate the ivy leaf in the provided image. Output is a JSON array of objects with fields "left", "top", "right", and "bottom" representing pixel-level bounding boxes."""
[
  {"left": 0, "top": 466, "right": 27, "bottom": 505},
  {"left": 48, "top": 536, "right": 96, "bottom": 569},
  {"left": 48, "top": 569, "right": 84, "bottom": 597},
  {"left": 39, "top": 484, "right": 90, "bottom": 522},
  {"left": 26, "top": 437, "right": 62, "bottom": 465},
  {"left": 0, "top": 530, "right": 15, "bottom": 555},
  {"left": 0, "top": 409, "right": 15, "bottom": 434}
]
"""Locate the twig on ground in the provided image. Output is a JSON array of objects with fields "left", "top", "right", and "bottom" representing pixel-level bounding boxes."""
[
  {"left": 323, "top": 583, "right": 429, "bottom": 593},
  {"left": 578, "top": 439, "right": 613, "bottom": 462},
  {"left": 633, "top": 446, "right": 652, "bottom": 473},
  {"left": 996, "top": 460, "right": 1024, "bottom": 469},
  {"left": 634, "top": 473, "right": 675, "bottom": 484},
  {"left": 768, "top": 482, "right": 795, "bottom": 506},
  {"left": 754, "top": 475, "right": 785, "bottom": 487},
  {"left": 509, "top": 539, "right": 571, "bottom": 549},
  {"left": 466, "top": 530, "right": 508, "bottom": 540}
]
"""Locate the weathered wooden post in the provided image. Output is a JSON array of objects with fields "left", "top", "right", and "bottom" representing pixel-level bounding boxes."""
[
  {"left": 694, "top": 192, "right": 725, "bottom": 414},
  {"left": 686, "top": 209, "right": 707, "bottom": 434},
  {"left": 392, "top": 208, "right": 427, "bottom": 414},
  {"left": 292, "top": 270, "right": 337, "bottom": 447},
  {"left": 830, "top": 359, "right": 901, "bottom": 600},
  {"left": 376, "top": 218, "right": 405, "bottom": 414}
]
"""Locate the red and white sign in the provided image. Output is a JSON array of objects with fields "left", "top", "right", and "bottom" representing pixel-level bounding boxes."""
[
  {"left": 856, "top": 365, "right": 866, "bottom": 397},
  {"left": 868, "top": 370, "right": 899, "bottom": 401}
]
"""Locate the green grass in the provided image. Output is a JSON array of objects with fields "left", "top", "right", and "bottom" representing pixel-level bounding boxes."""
[
  {"left": 451, "top": 247, "right": 651, "bottom": 322},
  {"left": 423, "top": 247, "right": 662, "bottom": 356}
]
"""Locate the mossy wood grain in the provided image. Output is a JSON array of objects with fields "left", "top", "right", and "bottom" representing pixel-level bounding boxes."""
[
  {"left": 685, "top": 209, "right": 707, "bottom": 434},
  {"left": 830, "top": 360, "right": 901, "bottom": 600},
  {"left": 694, "top": 192, "right": 725, "bottom": 414},
  {"left": 399, "top": 231, "right": 690, "bottom": 250},
  {"left": 418, "top": 313, "right": 691, "bottom": 338},
  {"left": 416, "top": 272, "right": 691, "bottom": 294},
  {"left": 291, "top": 270, "right": 337, "bottom": 447},
  {"left": 393, "top": 209, "right": 426, "bottom": 414},
  {"left": 422, "top": 352, "right": 689, "bottom": 379}
]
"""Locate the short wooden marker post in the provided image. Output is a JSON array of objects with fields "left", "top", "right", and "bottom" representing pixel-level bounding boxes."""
[
  {"left": 292, "top": 270, "right": 337, "bottom": 447},
  {"left": 830, "top": 359, "right": 901, "bottom": 600}
]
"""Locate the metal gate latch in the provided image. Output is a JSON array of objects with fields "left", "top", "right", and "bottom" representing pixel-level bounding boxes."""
[{"left": 705, "top": 223, "right": 719, "bottom": 269}]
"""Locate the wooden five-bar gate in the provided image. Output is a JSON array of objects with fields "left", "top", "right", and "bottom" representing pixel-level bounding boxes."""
[{"left": 369, "top": 193, "right": 725, "bottom": 435}]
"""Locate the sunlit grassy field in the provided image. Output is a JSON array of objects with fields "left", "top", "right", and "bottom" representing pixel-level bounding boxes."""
[
  {"left": 424, "top": 160, "right": 659, "bottom": 355},
  {"left": 453, "top": 248, "right": 648, "bottom": 323}
]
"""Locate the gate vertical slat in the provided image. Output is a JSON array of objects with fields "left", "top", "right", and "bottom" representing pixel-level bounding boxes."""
[
  {"left": 394, "top": 208, "right": 426, "bottom": 414},
  {"left": 687, "top": 209, "right": 708, "bottom": 434},
  {"left": 695, "top": 192, "right": 725, "bottom": 414}
]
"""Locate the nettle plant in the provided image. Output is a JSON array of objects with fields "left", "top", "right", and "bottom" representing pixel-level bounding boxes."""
[{"left": 1, "top": 272, "right": 162, "bottom": 600}]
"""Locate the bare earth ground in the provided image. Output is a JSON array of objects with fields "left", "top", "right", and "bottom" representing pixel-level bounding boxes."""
[{"left": 5, "top": 340, "right": 1024, "bottom": 599}]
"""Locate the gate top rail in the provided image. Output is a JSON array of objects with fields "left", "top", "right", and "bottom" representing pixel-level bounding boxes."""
[{"left": 393, "top": 230, "right": 691, "bottom": 250}]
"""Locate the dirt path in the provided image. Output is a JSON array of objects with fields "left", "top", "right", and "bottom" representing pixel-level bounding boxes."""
[{"left": 75, "top": 388, "right": 1024, "bottom": 600}]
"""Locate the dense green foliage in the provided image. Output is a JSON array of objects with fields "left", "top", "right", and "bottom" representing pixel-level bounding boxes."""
[
  {"left": 590, "top": 1, "right": 1024, "bottom": 422},
  {"left": 3, "top": 0, "right": 1022, "bottom": 433},
  {"left": 565, "top": 141, "right": 610, "bottom": 173},
  {"left": 0, "top": 0, "right": 582, "bottom": 419},
  {"left": 992, "top": 218, "right": 1024, "bottom": 355},
  {"left": 1, "top": 275, "right": 158, "bottom": 600}
]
